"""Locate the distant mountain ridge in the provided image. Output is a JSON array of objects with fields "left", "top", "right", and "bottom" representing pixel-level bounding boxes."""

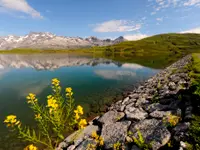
[{"left": 0, "top": 32, "right": 127, "bottom": 50}]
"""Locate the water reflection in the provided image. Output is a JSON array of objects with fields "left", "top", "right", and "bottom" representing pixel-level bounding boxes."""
[
  {"left": 0, "top": 54, "right": 160, "bottom": 150},
  {"left": 0, "top": 54, "right": 120, "bottom": 70}
]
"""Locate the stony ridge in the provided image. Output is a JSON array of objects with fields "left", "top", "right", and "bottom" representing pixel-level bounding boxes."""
[
  {"left": 57, "top": 55, "right": 193, "bottom": 150},
  {"left": 0, "top": 32, "right": 126, "bottom": 50}
]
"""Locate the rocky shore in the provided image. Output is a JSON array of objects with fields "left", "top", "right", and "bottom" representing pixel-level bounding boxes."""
[{"left": 57, "top": 55, "right": 193, "bottom": 150}]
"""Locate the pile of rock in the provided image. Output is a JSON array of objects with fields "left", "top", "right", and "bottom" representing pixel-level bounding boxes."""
[{"left": 57, "top": 55, "right": 193, "bottom": 150}]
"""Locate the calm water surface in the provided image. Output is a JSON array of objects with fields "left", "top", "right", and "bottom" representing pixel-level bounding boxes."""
[{"left": 0, "top": 54, "right": 160, "bottom": 149}]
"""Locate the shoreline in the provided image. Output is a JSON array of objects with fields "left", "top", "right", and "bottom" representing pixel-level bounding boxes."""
[{"left": 58, "top": 55, "right": 194, "bottom": 150}]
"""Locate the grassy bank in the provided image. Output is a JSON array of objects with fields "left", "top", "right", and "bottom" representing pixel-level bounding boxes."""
[{"left": 187, "top": 53, "right": 200, "bottom": 149}]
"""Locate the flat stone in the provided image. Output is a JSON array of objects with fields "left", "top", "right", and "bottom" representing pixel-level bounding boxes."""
[
  {"left": 56, "top": 142, "right": 69, "bottom": 150},
  {"left": 101, "top": 121, "right": 131, "bottom": 149},
  {"left": 129, "top": 119, "right": 171, "bottom": 150},
  {"left": 168, "top": 82, "right": 176, "bottom": 90},
  {"left": 62, "top": 125, "right": 99, "bottom": 147},
  {"left": 122, "top": 97, "right": 130, "bottom": 105},
  {"left": 98, "top": 110, "right": 125, "bottom": 125},
  {"left": 173, "top": 122, "right": 190, "bottom": 133},
  {"left": 146, "top": 103, "right": 169, "bottom": 113},
  {"left": 129, "top": 93, "right": 139, "bottom": 99},
  {"left": 67, "top": 145, "right": 76, "bottom": 150},
  {"left": 135, "top": 97, "right": 149, "bottom": 107},
  {"left": 75, "top": 138, "right": 97, "bottom": 150},
  {"left": 150, "top": 110, "right": 172, "bottom": 119},
  {"left": 125, "top": 107, "right": 148, "bottom": 121}
]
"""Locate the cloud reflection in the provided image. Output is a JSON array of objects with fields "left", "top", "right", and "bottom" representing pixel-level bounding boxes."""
[{"left": 94, "top": 70, "right": 136, "bottom": 80}]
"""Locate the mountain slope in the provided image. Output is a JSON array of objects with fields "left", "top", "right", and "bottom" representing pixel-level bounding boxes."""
[
  {"left": 0, "top": 32, "right": 126, "bottom": 50},
  {"left": 95, "top": 33, "right": 200, "bottom": 54}
]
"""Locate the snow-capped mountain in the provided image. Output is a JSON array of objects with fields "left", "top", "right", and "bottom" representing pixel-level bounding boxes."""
[{"left": 0, "top": 32, "right": 126, "bottom": 50}]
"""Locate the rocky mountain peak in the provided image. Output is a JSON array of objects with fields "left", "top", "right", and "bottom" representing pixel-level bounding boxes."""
[{"left": 0, "top": 32, "right": 126, "bottom": 50}]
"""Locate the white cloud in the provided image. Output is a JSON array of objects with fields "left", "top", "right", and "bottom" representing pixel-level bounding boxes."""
[
  {"left": 149, "top": 0, "right": 200, "bottom": 12},
  {"left": 124, "top": 34, "right": 148, "bottom": 41},
  {"left": 184, "top": 0, "right": 200, "bottom": 6},
  {"left": 93, "top": 20, "right": 142, "bottom": 33},
  {"left": 0, "top": 0, "right": 43, "bottom": 18},
  {"left": 180, "top": 27, "right": 200, "bottom": 33},
  {"left": 151, "top": 12, "right": 156, "bottom": 15},
  {"left": 156, "top": 17, "right": 163, "bottom": 21}
]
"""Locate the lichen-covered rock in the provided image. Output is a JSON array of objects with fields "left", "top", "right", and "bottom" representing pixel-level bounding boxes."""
[
  {"left": 67, "top": 145, "right": 76, "bottom": 150},
  {"left": 101, "top": 121, "right": 131, "bottom": 149},
  {"left": 129, "top": 119, "right": 171, "bottom": 150},
  {"left": 146, "top": 103, "right": 169, "bottom": 113},
  {"left": 98, "top": 110, "right": 125, "bottom": 125},
  {"left": 150, "top": 110, "right": 172, "bottom": 119},
  {"left": 60, "top": 124, "right": 99, "bottom": 148},
  {"left": 125, "top": 107, "right": 148, "bottom": 121},
  {"left": 75, "top": 138, "right": 97, "bottom": 150}
]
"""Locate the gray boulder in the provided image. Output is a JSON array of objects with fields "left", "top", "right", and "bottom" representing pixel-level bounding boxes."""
[
  {"left": 101, "top": 121, "right": 131, "bottom": 149},
  {"left": 125, "top": 107, "right": 148, "bottom": 121},
  {"left": 98, "top": 110, "right": 125, "bottom": 125},
  {"left": 129, "top": 119, "right": 171, "bottom": 150},
  {"left": 150, "top": 110, "right": 172, "bottom": 119}
]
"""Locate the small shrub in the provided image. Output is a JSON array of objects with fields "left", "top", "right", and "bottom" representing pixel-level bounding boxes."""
[
  {"left": 87, "top": 131, "right": 104, "bottom": 149},
  {"left": 189, "top": 115, "right": 200, "bottom": 148},
  {"left": 113, "top": 141, "right": 122, "bottom": 150},
  {"left": 132, "top": 130, "right": 151, "bottom": 150},
  {"left": 163, "top": 113, "right": 180, "bottom": 127},
  {"left": 4, "top": 78, "right": 87, "bottom": 150}
]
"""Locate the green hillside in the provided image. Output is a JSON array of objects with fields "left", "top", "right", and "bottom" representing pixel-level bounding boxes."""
[
  {"left": 90, "top": 33, "right": 200, "bottom": 68},
  {"left": 0, "top": 33, "right": 200, "bottom": 68},
  {"left": 93, "top": 33, "right": 200, "bottom": 54}
]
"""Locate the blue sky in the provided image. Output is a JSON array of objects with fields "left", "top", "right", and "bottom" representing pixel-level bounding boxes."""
[{"left": 0, "top": 0, "right": 200, "bottom": 40}]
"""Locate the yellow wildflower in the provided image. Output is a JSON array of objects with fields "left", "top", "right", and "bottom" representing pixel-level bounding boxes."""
[
  {"left": 75, "top": 113, "right": 80, "bottom": 120},
  {"left": 77, "top": 105, "right": 83, "bottom": 115},
  {"left": 35, "top": 114, "right": 42, "bottom": 120},
  {"left": 66, "top": 87, "right": 72, "bottom": 93},
  {"left": 99, "top": 137, "right": 104, "bottom": 146},
  {"left": 47, "top": 96, "right": 58, "bottom": 113},
  {"left": 78, "top": 119, "right": 87, "bottom": 129},
  {"left": 26, "top": 93, "right": 37, "bottom": 104},
  {"left": 24, "top": 144, "right": 38, "bottom": 150},
  {"left": 66, "top": 87, "right": 73, "bottom": 97},
  {"left": 4, "top": 115, "right": 21, "bottom": 127},
  {"left": 52, "top": 78, "right": 60, "bottom": 87},
  {"left": 91, "top": 131, "right": 98, "bottom": 139},
  {"left": 74, "top": 105, "right": 83, "bottom": 116}
]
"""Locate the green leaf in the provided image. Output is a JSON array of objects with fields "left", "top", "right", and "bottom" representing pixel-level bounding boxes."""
[{"left": 58, "top": 133, "right": 64, "bottom": 140}]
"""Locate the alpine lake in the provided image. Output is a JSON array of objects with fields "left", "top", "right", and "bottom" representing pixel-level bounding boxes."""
[{"left": 0, "top": 52, "right": 165, "bottom": 149}]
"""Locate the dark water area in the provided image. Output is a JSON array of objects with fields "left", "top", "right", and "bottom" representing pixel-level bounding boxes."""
[{"left": 0, "top": 54, "right": 160, "bottom": 149}]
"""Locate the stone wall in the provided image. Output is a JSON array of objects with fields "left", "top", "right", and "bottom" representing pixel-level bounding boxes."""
[{"left": 57, "top": 55, "right": 193, "bottom": 150}]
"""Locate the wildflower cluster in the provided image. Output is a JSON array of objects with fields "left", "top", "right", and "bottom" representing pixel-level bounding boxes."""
[
  {"left": 163, "top": 113, "right": 180, "bottom": 127},
  {"left": 66, "top": 87, "right": 73, "bottom": 97},
  {"left": 91, "top": 131, "right": 104, "bottom": 146},
  {"left": 4, "top": 78, "right": 87, "bottom": 150},
  {"left": 87, "top": 131, "right": 104, "bottom": 150},
  {"left": 47, "top": 95, "right": 59, "bottom": 114},
  {"left": 26, "top": 93, "right": 37, "bottom": 104},
  {"left": 113, "top": 141, "right": 122, "bottom": 150},
  {"left": 24, "top": 144, "right": 38, "bottom": 150},
  {"left": 74, "top": 105, "right": 87, "bottom": 129},
  {"left": 52, "top": 78, "right": 60, "bottom": 87},
  {"left": 4, "top": 115, "right": 21, "bottom": 128}
]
